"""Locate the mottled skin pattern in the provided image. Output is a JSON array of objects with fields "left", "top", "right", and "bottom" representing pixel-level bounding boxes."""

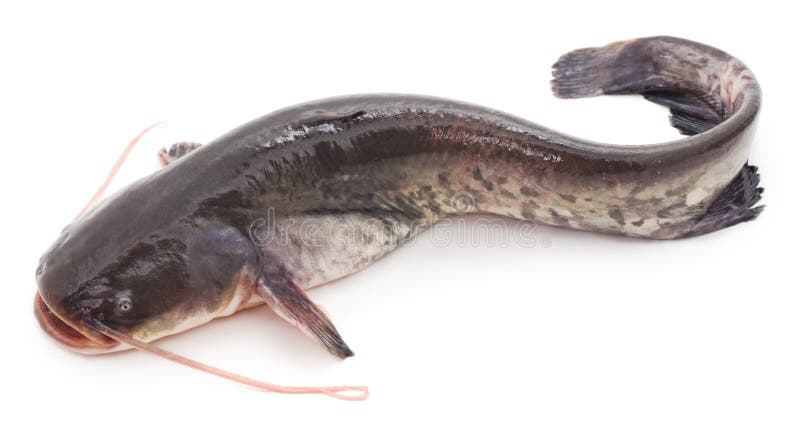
[{"left": 35, "top": 36, "right": 762, "bottom": 356}]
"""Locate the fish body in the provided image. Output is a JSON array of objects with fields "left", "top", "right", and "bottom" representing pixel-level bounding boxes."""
[{"left": 34, "top": 36, "right": 763, "bottom": 392}]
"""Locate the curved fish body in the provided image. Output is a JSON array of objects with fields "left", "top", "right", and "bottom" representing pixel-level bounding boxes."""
[{"left": 35, "top": 36, "right": 762, "bottom": 367}]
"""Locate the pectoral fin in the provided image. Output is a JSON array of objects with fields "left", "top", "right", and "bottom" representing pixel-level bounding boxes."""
[
  {"left": 256, "top": 271, "right": 354, "bottom": 359},
  {"left": 158, "top": 141, "right": 203, "bottom": 166}
]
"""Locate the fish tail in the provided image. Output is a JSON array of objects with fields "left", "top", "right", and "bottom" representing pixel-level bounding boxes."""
[
  {"left": 550, "top": 36, "right": 758, "bottom": 136},
  {"left": 551, "top": 36, "right": 764, "bottom": 236}
]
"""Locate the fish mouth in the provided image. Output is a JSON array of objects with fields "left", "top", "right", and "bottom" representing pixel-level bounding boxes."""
[{"left": 34, "top": 292, "right": 118, "bottom": 353}]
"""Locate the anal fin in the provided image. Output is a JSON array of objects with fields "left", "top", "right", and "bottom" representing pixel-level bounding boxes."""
[
  {"left": 256, "top": 269, "right": 354, "bottom": 359},
  {"left": 643, "top": 91, "right": 725, "bottom": 135},
  {"left": 689, "top": 164, "right": 764, "bottom": 236}
]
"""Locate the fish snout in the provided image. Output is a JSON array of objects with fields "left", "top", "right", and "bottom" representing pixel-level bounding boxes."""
[
  {"left": 35, "top": 256, "right": 70, "bottom": 314},
  {"left": 34, "top": 261, "right": 119, "bottom": 353}
]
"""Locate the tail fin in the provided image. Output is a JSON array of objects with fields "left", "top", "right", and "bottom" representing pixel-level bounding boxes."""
[
  {"left": 551, "top": 36, "right": 738, "bottom": 136},
  {"left": 551, "top": 37, "right": 764, "bottom": 236}
]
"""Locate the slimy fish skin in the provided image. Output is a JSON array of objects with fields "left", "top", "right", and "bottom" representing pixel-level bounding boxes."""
[{"left": 34, "top": 36, "right": 763, "bottom": 400}]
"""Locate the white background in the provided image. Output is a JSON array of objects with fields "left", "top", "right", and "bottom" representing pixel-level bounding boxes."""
[{"left": 2, "top": 1, "right": 797, "bottom": 435}]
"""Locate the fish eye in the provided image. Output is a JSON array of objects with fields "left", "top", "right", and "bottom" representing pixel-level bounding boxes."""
[{"left": 116, "top": 296, "right": 133, "bottom": 313}]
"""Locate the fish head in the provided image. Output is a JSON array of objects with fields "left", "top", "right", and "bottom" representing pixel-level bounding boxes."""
[{"left": 35, "top": 194, "right": 260, "bottom": 353}]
